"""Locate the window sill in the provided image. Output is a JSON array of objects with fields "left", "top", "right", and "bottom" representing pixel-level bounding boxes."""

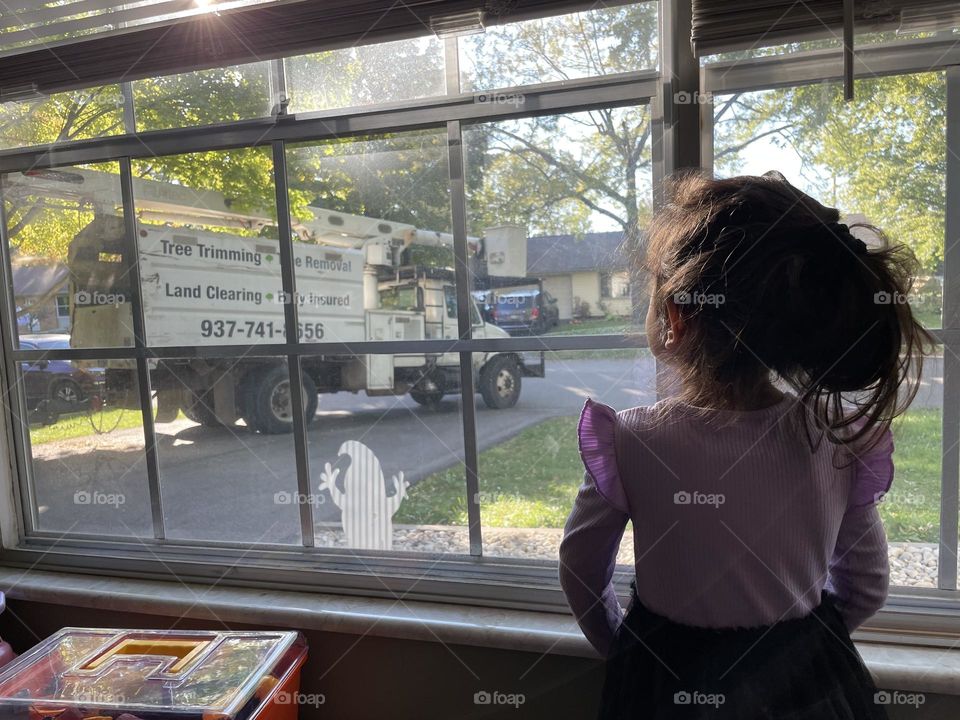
[{"left": 0, "top": 567, "right": 958, "bottom": 695}]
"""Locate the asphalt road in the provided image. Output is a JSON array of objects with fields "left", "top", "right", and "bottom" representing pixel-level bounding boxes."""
[{"left": 29, "top": 355, "right": 943, "bottom": 543}]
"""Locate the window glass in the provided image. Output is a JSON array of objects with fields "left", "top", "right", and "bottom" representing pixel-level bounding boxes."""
[
  {"left": 18, "top": 356, "right": 153, "bottom": 537},
  {"left": 130, "top": 147, "right": 285, "bottom": 346},
  {"left": 133, "top": 62, "right": 272, "bottom": 132},
  {"left": 464, "top": 107, "right": 652, "bottom": 337},
  {"left": 285, "top": 130, "right": 456, "bottom": 344},
  {"left": 889, "top": 352, "right": 942, "bottom": 589},
  {"left": 713, "top": 73, "right": 945, "bottom": 328},
  {"left": 150, "top": 356, "right": 301, "bottom": 544},
  {"left": 713, "top": 76, "right": 945, "bottom": 587},
  {"left": 401, "top": 348, "right": 652, "bottom": 561},
  {"left": 286, "top": 37, "right": 445, "bottom": 114},
  {"left": 0, "top": 86, "right": 125, "bottom": 150},
  {"left": 460, "top": 2, "right": 658, "bottom": 92},
  {"left": 2, "top": 163, "right": 130, "bottom": 349}
]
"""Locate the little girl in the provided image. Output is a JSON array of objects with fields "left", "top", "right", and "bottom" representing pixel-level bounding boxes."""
[{"left": 560, "top": 172, "right": 932, "bottom": 719}]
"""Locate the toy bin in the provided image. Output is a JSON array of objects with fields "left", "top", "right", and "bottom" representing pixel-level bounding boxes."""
[{"left": 0, "top": 628, "right": 307, "bottom": 720}]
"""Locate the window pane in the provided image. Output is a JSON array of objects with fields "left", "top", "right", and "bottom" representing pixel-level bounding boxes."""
[
  {"left": 3, "top": 163, "right": 131, "bottom": 349},
  {"left": 19, "top": 357, "right": 153, "bottom": 537},
  {"left": 464, "top": 107, "right": 652, "bottom": 336},
  {"left": 409, "top": 347, "right": 653, "bottom": 561},
  {"left": 887, "top": 348, "right": 942, "bottom": 589},
  {"left": 713, "top": 73, "right": 946, "bottom": 328},
  {"left": 286, "top": 37, "right": 445, "bottom": 114},
  {"left": 285, "top": 130, "right": 459, "bottom": 342},
  {"left": 151, "top": 356, "right": 301, "bottom": 544},
  {"left": 460, "top": 2, "right": 658, "bottom": 92},
  {"left": 0, "top": 86, "right": 125, "bottom": 150},
  {"left": 311, "top": 353, "right": 468, "bottom": 552},
  {"left": 131, "top": 148, "right": 286, "bottom": 346},
  {"left": 133, "top": 63, "right": 272, "bottom": 132}
]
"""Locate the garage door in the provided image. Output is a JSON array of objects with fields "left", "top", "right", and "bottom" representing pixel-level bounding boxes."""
[{"left": 542, "top": 275, "right": 573, "bottom": 320}]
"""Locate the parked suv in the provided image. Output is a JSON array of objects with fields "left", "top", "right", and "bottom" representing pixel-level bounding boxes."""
[
  {"left": 20, "top": 334, "right": 104, "bottom": 423},
  {"left": 491, "top": 289, "right": 560, "bottom": 335}
]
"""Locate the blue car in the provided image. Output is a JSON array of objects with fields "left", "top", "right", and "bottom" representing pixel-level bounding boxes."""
[{"left": 19, "top": 334, "right": 104, "bottom": 423}]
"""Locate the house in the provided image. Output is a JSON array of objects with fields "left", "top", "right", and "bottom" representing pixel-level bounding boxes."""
[
  {"left": 526, "top": 231, "right": 635, "bottom": 320},
  {"left": 10, "top": 256, "right": 70, "bottom": 333}
]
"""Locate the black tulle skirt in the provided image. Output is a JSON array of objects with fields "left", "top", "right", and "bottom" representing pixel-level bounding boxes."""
[{"left": 599, "top": 585, "right": 888, "bottom": 719}]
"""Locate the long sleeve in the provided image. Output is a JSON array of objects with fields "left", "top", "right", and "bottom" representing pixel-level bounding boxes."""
[
  {"left": 560, "top": 471, "right": 629, "bottom": 656},
  {"left": 827, "top": 503, "right": 889, "bottom": 630},
  {"left": 827, "top": 428, "right": 895, "bottom": 630}
]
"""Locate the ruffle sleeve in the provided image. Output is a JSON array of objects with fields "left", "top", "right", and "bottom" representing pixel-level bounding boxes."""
[
  {"left": 578, "top": 398, "right": 629, "bottom": 514},
  {"left": 849, "top": 427, "right": 895, "bottom": 510}
]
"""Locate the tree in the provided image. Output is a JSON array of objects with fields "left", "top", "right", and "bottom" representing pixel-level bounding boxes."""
[
  {"left": 714, "top": 73, "right": 945, "bottom": 274},
  {"left": 463, "top": 3, "right": 659, "bottom": 253}
]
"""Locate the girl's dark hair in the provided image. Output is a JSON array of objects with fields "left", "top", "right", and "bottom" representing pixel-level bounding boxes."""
[{"left": 643, "top": 171, "right": 934, "bottom": 449}]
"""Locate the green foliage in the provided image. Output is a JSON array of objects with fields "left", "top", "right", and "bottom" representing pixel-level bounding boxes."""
[
  {"left": 0, "top": 86, "right": 124, "bottom": 149},
  {"left": 715, "top": 73, "right": 946, "bottom": 273}
]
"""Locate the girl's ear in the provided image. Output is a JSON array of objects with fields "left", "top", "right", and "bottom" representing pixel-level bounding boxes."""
[{"left": 664, "top": 299, "right": 686, "bottom": 349}]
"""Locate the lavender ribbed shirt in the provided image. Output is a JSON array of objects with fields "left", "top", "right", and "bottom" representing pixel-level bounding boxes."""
[{"left": 559, "top": 394, "right": 893, "bottom": 656}]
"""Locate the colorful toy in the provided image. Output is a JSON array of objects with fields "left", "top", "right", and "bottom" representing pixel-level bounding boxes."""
[{"left": 0, "top": 628, "right": 307, "bottom": 720}]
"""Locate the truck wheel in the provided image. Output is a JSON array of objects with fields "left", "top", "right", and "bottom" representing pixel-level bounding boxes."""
[
  {"left": 183, "top": 390, "right": 223, "bottom": 427},
  {"left": 410, "top": 390, "right": 444, "bottom": 409},
  {"left": 251, "top": 366, "right": 318, "bottom": 434},
  {"left": 479, "top": 355, "right": 521, "bottom": 409}
]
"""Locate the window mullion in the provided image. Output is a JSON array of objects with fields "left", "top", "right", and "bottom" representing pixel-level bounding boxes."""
[
  {"left": 937, "top": 66, "right": 960, "bottom": 591},
  {"left": 118, "top": 157, "right": 165, "bottom": 540},
  {"left": 447, "top": 119, "right": 482, "bottom": 556},
  {"left": 271, "top": 139, "right": 314, "bottom": 548}
]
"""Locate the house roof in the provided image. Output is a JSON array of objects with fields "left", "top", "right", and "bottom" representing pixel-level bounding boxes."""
[
  {"left": 11, "top": 259, "right": 68, "bottom": 297},
  {"left": 526, "top": 232, "right": 630, "bottom": 275}
]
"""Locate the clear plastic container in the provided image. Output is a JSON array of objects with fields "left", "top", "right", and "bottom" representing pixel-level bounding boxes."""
[{"left": 0, "top": 628, "right": 307, "bottom": 719}]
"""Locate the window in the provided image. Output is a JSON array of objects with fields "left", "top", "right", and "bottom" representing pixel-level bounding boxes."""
[
  {"left": 2, "top": 0, "right": 958, "bottom": 631},
  {"left": 286, "top": 37, "right": 445, "bottom": 114},
  {"left": 465, "top": 106, "right": 652, "bottom": 331},
  {"left": 710, "top": 67, "right": 951, "bottom": 592},
  {"left": 459, "top": 2, "right": 659, "bottom": 92}
]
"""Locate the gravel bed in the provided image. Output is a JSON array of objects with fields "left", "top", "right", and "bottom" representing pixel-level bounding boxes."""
[{"left": 317, "top": 527, "right": 939, "bottom": 588}]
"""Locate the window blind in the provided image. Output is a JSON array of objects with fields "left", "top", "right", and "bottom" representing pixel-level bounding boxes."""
[
  {"left": 690, "top": 0, "right": 910, "bottom": 57},
  {"left": 0, "top": 0, "right": 596, "bottom": 98}
]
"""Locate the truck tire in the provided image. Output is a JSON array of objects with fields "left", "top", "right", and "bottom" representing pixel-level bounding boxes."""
[
  {"left": 479, "top": 355, "right": 521, "bottom": 410},
  {"left": 410, "top": 390, "right": 444, "bottom": 408},
  {"left": 183, "top": 390, "right": 223, "bottom": 427},
  {"left": 250, "top": 366, "right": 318, "bottom": 434}
]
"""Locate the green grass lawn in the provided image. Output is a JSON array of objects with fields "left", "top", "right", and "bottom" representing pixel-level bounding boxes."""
[
  {"left": 395, "top": 417, "right": 582, "bottom": 528},
  {"left": 880, "top": 407, "right": 940, "bottom": 543},
  {"left": 398, "top": 408, "right": 941, "bottom": 544},
  {"left": 546, "top": 318, "right": 637, "bottom": 337},
  {"left": 29, "top": 408, "right": 144, "bottom": 445}
]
